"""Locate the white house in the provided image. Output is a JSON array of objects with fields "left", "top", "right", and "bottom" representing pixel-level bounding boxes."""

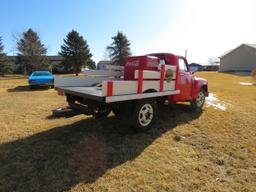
[{"left": 219, "top": 44, "right": 256, "bottom": 72}]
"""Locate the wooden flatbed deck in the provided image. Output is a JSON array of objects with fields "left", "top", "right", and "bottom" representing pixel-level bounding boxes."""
[
  {"left": 60, "top": 86, "right": 104, "bottom": 102},
  {"left": 60, "top": 86, "right": 180, "bottom": 103}
]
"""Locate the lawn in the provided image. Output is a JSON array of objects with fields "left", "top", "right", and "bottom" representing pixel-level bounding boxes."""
[{"left": 0, "top": 72, "right": 255, "bottom": 192}]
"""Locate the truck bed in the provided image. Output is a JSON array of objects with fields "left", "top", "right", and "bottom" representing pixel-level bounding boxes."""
[
  {"left": 55, "top": 64, "right": 180, "bottom": 103},
  {"left": 59, "top": 85, "right": 180, "bottom": 103},
  {"left": 60, "top": 86, "right": 104, "bottom": 101}
]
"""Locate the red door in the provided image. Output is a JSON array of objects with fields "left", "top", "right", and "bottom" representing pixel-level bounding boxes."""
[{"left": 173, "top": 57, "right": 193, "bottom": 101}]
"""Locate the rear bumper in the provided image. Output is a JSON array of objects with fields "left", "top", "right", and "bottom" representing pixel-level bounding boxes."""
[
  {"left": 55, "top": 86, "right": 105, "bottom": 102},
  {"left": 68, "top": 102, "right": 92, "bottom": 115},
  {"left": 29, "top": 82, "right": 54, "bottom": 86}
]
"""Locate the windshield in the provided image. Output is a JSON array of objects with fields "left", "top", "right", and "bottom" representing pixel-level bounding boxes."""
[{"left": 32, "top": 72, "right": 52, "bottom": 76}]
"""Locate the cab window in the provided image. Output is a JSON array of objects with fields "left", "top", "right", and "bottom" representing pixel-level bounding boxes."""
[
  {"left": 160, "top": 59, "right": 166, "bottom": 64},
  {"left": 179, "top": 59, "right": 188, "bottom": 72}
]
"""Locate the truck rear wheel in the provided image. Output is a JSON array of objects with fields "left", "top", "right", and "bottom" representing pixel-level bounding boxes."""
[
  {"left": 112, "top": 108, "right": 120, "bottom": 116},
  {"left": 191, "top": 89, "right": 206, "bottom": 110},
  {"left": 131, "top": 99, "right": 156, "bottom": 132}
]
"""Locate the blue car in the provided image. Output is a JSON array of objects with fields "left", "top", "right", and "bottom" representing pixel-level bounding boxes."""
[{"left": 28, "top": 71, "right": 54, "bottom": 89}]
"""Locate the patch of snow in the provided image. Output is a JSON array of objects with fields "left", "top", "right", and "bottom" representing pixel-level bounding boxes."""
[
  {"left": 206, "top": 93, "right": 227, "bottom": 111},
  {"left": 240, "top": 82, "right": 255, "bottom": 86}
]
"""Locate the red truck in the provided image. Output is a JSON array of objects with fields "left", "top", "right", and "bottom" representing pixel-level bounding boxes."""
[{"left": 54, "top": 53, "right": 208, "bottom": 132}]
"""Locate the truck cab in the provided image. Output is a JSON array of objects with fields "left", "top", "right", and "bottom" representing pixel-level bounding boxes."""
[{"left": 149, "top": 53, "right": 208, "bottom": 105}]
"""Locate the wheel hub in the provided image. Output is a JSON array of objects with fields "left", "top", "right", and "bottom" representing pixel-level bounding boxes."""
[
  {"left": 196, "top": 91, "right": 205, "bottom": 107},
  {"left": 138, "top": 104, "right": 153, "bottom": 127}
]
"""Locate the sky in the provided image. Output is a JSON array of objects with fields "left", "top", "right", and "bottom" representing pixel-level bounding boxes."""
[{"left": 0, "top": 0, "right": 255, "bottom": 64}]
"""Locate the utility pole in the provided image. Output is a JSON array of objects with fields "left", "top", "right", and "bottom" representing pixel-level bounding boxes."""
[{"left": 185, "top": 49, "right": 187, "bottom": 58}]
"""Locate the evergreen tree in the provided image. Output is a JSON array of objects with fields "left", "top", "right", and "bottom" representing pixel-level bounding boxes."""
[
  {"left": 0, "top": 37, "right": 5, "bottom": 64},
  {"left": 59, "top": 30, "right": 94, "bottom": 75},
  {"left": 0, "top": 63, "right": 13, "bottom": 76},
  {"left": 0, "top": 37, "right": 12, "bottom": 76},
  {"left": 0, "top": 36, "right": 4, "bottom": 54},
  {"left": 107, "top": 32, "right": 131, "bottom": 66},
  {"left": 16, "top": 28, "right": 49, "bottom": 74},
  {"left": 87, "top": 58, "right": 96, "bottom": 70}
]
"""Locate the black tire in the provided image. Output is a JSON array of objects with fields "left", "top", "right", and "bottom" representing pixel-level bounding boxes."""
[
  {"left": 117, "top": 101, "right": 133, "bottom": 120},
  {"left": 30, "top": 85, "right": 35, "bottom": 90},
  {"left": 112, "top": 108, "right": 120, "bottom": 116},
  {"left": 93, "top": 108, "right": 111, "bottom": 119},
  {"left": 131, "top": 99, "right": 156, "bottom": 132},
  {"left": 50, "top": 85, "right": 54, "bottom": 89},
  {"left": 190, "top": 89, "right": 206, "bottom": 110}
]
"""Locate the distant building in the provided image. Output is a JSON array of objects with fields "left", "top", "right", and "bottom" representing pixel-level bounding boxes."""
[
  {"left": 7, "top": 55, "right": 64, "bottom": 73},
  {"left": 47, "top": 55, "right": 64, "bottom": 68},
  {"left": 203, "top": 64, "right": 220, "bottom": 71},
  {"left": 219, "top": 44, "right": 256, "bottom": 72},
  {"left": 97, "top": 60, "right": 112, "bottom": 70},
  {"left": 189, "top": 62, "right": 220, "bottom": 72},
  {"left": 47, "top": 56, "right": 65, "bottom": 73},
  {"left": 189, "top": 63, "right": 205, "bottom": 72}
]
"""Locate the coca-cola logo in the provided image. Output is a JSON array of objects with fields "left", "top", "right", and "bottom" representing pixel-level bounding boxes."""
[
  {"left": 148, "top": 60, "right": 159, "bottom": 68},
  {"left": 126, "top": 59, "right": 159, "bottom": 68},
  {"left": 126, "top": 60, "right": 139, "bottom": 67}
]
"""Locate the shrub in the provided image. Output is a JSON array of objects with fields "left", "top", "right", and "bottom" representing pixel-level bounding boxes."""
[{"left": 0, "top": 63, "right": 13, "bottom": 76}]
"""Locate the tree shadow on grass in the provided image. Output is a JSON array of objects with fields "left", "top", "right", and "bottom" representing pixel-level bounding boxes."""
[
  {"left": 7, "top": 85, "right": 50, "bottom": 92},
  {"left": 0, "top": 104, "right": 202, "bottom": 192}
]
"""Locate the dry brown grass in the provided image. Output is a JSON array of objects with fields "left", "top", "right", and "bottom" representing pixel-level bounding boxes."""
[{"left": 0, "top": 72, "right": 255, "bottom": 192}]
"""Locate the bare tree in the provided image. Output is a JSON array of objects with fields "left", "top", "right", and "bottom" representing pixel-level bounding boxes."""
[{"left": 208, "top": 57, "right": 218, "bottom": 65}]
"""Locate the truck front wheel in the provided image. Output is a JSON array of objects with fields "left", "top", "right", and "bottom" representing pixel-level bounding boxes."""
[
  {"left": 131, "top": 99, "right": 156, "bottom": 132},
  {"left": 190, "top": 89, "right": 206, "bottom": 110}
]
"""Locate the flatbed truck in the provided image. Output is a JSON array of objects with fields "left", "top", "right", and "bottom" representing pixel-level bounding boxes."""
[{"left": 54, "top": 53, "right": 208, "bottom": 131}]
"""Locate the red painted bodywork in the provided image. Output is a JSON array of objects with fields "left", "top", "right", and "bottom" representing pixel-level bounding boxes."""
[
  {"left": 124, "top": 56, "right": 160, "bottom": 80},
  {"left": 159, "top": 64, "right": 165, "bottom": 92},
  {"left": 107, "top": 81, "right": 113, "bottom": 97},
  {"left": 150, "top": 53, "right": 208, "bottom": 102},
  {"left": 125, "top": 53, "right": 208, "bottom": 102},
  {"left": 137, "top": 70, "right": 143, "bottom": 94}
]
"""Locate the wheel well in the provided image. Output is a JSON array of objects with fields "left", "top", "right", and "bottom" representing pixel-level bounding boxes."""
[
  {"left": 201, "top": 85, "right": 208, "bottom": 93},
  {"left": 143, "top": 89, "right": 157, "bottom": 93},
  {"left": 143, "top": 89, "right": 167, "bottom": 103}
]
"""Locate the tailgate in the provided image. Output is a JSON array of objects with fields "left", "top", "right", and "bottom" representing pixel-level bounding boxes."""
[{"left": 59, "top": 86, "right": 105, "bottom": 102}]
